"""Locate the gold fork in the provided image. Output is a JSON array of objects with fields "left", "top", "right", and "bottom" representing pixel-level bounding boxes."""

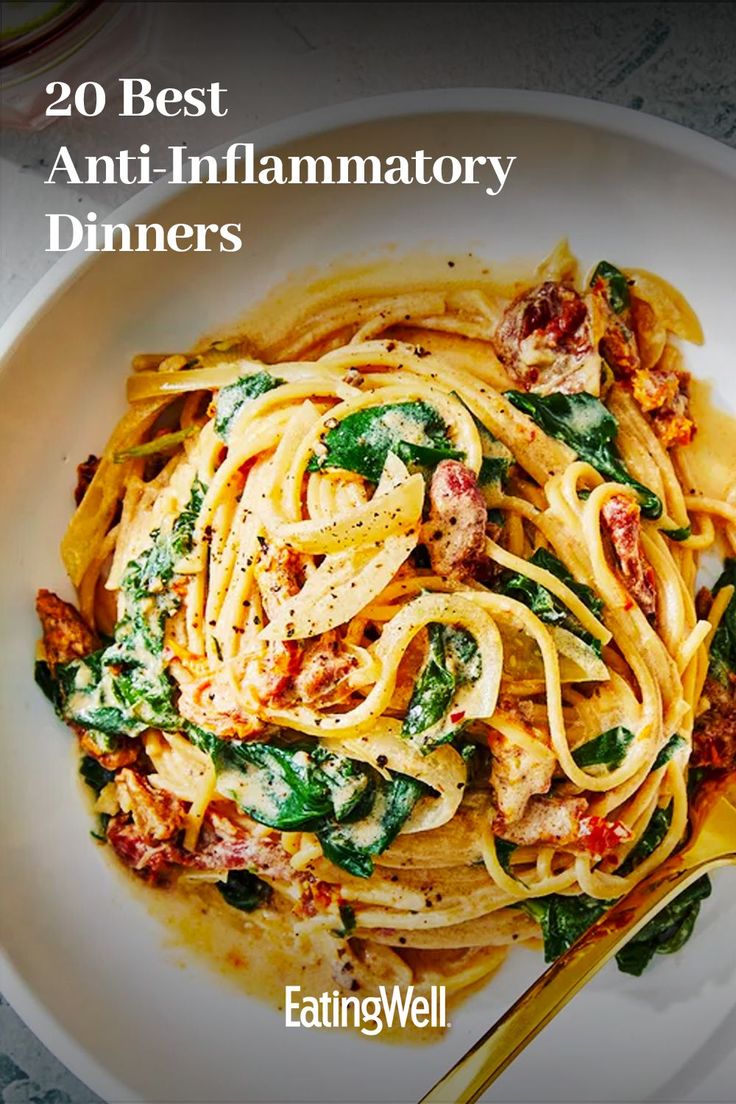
[{"left": 419, "top": 782, "right": 736, "bottom": 1104}]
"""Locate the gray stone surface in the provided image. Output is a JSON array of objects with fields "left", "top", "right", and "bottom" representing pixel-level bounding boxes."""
[{"left": 1, "top": 3, "right": 735, "bottom": 1102}]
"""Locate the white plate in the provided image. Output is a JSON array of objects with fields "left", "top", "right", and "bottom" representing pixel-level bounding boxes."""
[{"left": 1, "top": 90, "right": 735, "bottom": 1104}]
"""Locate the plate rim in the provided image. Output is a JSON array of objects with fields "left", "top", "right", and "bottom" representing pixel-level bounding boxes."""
[{"left": 2, "top": 86, "right": 735, "bottom": 1104}]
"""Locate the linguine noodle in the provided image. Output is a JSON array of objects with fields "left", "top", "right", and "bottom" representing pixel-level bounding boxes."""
[{"left": 35, "top": 242, "right": 736, "bottom": 1012}]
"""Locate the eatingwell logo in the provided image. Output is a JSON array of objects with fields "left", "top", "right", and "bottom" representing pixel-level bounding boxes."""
[{"left": 284, "top": 985, "right": 448, "bottom": 1036}]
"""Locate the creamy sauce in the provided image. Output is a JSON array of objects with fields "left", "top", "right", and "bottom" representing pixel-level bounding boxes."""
[
  {"left": 88, "top": 252, "right": 735, "bottom": 1047},
  {"left": 682, "top": 378, "right": 736, "bottom": 502},
  {"left": 120, "top": 867, "right": 476, "bottom": 1045},
  {"left": 120, "top": 370, "right": 734, "bottom": 1044},
  {"left": 203, "top": 248, "right": 544, "bottom": 360},
  {"left": 218, "top": 766, "right": 286, "bottom": 823}
]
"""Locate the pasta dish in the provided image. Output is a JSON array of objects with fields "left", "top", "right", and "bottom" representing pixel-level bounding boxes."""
[{"left": 35, "top": 243, "right": 736, "bottom": 1014}]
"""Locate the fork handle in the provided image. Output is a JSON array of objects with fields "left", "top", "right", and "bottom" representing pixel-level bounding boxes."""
[{"left": 419, "top": 854, "right": 731, "bottom": 1104}]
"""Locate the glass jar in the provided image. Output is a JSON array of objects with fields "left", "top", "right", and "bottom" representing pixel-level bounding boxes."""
[{"left": 0, "top": 0, "right": 150, "bottom": 130}]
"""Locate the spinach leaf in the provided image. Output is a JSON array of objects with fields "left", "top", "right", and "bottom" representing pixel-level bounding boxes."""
[
  {"left": 214, "top": 372, "right": 284, "bottom": 439},
  {"left": 617, "top": 802, "right": 673, "bottom": 876},
  {"left": 505, "top": 391, "right": 662, "bottom": 519},
  {"left": 652, "top": 734, "right": 686, "bottom": 771},
  {"left": 451, "top": 391, "right": 513, "bottom": 488},
  {"left": 124, "top": 477, "right": 206, "bottom": 599},
  {"left": 217, "top": 742, "right": 354, "bottom": 831},
  {"left": 307, "top": 401, "right": 455, "bottom": 482},
  {"left": 572, "top": 726, "right": 635, "bottom": 770},
  {"left": 615, "top": 875, "right": 711, "bottom": 976},
  {"left": 217, "top": 870, "right": 273, "bottom": 913},
  {"left": 215, "top": 737, "right": 423, "bottom": 879},
  {"left": 52, "top": 480, "right": 206, "bottom": 741},
  {"left": 495, "top": 838, "right": 517, "bottom": 876},
  {"left": 522, "top": 867, "right": 710, "bottom": 977},
  {"left": 687, "top": 766, "right": 708, "bottom": 798},
  {"left": 42, "top": 471, "right": 427, "bottom": 884},
  {"left": 499, "top": 555, "right": 580, "bottom": 629},
  {"left": 113, "top": 427, "right": 194, "bottom": 463},
  {"left": 662, "top": 526, "right": 691, "bottom": 542},
  {"left": 186, "top": 723, "right": 224, "bottom": 759},
  {"left": 394, "top": 441, "right": 464, "bottom": 470},
  {"left": 443, "top": 625, "right": 483, "bottom": 682},
  {"left": 520, "top": 893, "right": 611, "bottom": 962},
  {"left": 35, "top": 659, "right": 59, "bottom": 707},
  {"left": 530, "top": 547, "right": 604, "bottom": 619},
  {"left": 479, "top": 456, "right": 512, "bottom": 485},
  {"left": 332, "top": 902, "right": 357, "bottom": 937},
  {"left": 403, "top": 623, "right": 480, "bottom": 750},
  {"left": 590, "top": 260, "right": 630, "bottom": 315},
  {"left": 56, "top": 620, "right": 174, "bottom": 740},
  {"left": 403, "top": 624, "right": 456, "bottom": 738},
  {"left": 310, "top": 744, "right": 374, "bottom": 820},
  {"left": 79, "top": 755, "right": 116, "bottom": 796},
  {"left": 90, "top": 812, "right": 111, "bottom": 843},
  {"left": 474, "top": 420, "right": 513, "bottom": 488},
  {"left": 317, "top": 773, "right": 425, "bottom": 879},
  {"left": 709, "top": 558, "right": 736, "bottom": 685},
  {"left": 500, "top": 547, "right": 603, "bottom": 655}
]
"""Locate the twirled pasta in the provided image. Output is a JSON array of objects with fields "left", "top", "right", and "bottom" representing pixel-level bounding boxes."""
[{"left": 35, "top": 244, "right": 736, "bottom": 1017}]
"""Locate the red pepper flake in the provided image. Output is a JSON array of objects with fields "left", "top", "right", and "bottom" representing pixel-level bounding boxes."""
[{"left": 578, "top": 815, "right": 631, "bottom": 858}]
